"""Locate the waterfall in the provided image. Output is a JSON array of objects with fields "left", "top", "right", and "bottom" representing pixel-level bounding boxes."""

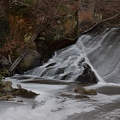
[
  {"left": 27, "top": 45, "right": 85, "bottom": 81},
  {"left": 27, "top": 27, "right": 120, "bottom": 83},
  {"left": 78, "top": 28, "right": 120, "bottom": 84}
]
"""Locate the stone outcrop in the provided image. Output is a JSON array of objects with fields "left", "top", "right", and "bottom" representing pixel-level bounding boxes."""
[{"left": 18, "top": 49, "right": 42, "bottom": 72}]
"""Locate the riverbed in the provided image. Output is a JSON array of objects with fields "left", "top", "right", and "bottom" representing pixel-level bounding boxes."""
[{"left": 0, "top": 75, "right": 120, "bottom": 120}]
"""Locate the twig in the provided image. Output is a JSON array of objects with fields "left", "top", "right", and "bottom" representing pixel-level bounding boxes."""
[
  {"left": 0, "top": 54, "right": 8, "bottom": 61},
  {"left": 0, "top": 54, "right": 12, "bottom": 65},
  {"left": 80, "top": 13, "right": 119, "bottom": 35},
  {"left": 42, "top": 13, "right": 120, "bottom": 41},
  {"left": 57, "top": 14, "right": 120, "bottom": 40},
  {"left": 8, "top": 54, "right": 12, "bottom": 64},
  {"left": 61, "top": 35, "right": 79, "bottom": 41}
]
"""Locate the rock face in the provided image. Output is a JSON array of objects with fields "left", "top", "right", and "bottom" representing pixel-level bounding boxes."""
[{"left": 18, "top": 49, "right": 42, "bottom": 72}]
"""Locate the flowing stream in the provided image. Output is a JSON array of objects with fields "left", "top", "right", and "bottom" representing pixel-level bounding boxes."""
[{"left": 0, "top": 28, "right": 120, "bottom": 120}]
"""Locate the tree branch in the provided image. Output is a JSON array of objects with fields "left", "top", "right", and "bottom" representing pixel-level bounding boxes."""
[
  {"left": 81, "top": 13, "right": 119, "bottom": 35},
  {"left": 9, "top": 0, "right": 64, "bottom": 72}
]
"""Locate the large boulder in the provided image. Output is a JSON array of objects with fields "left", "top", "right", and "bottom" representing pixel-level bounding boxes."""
[{"left": 18, "top": 49, "right": 42, "bottom": 72}]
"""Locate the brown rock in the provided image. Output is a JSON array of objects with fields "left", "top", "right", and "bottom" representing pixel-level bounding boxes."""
[{"left": 74, "top": 87, "right": 97, "bottom": 95}]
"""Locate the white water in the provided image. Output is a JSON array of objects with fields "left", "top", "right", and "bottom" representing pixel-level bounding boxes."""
[
  {"left": 27, "top": 27, "right": 120, "bottom": 84},
  {"left": 0, "top": 28, "right": 120, "bottom": 120},
  {"left": 80, "top": 28, "right": 120, "bottom": 84},
  {"left": 27, "top": 35, "right": 102, "bottom": 82},
  {"left": 1, "top": 75, "right": 120, "bottom": 120},
  {"left": 1, "top": 77, "right": 120, "bottom": 120},
  {"left": 27, "top": 45, "right": 84, "bottom": 81}
]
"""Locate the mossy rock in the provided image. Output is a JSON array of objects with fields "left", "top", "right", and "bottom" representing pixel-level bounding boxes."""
[
  {"left": 13, "top": 88, "right": 38, "bottom": 98},
  {"left": 0, "top": 68, "right": 11, "bottom": 77},
  {"left": 0, "top": 81, "right": 13, "bottom": 92},
  {"left": 18, "top": 49, "right": 42, "bottom": 72},
  {"left": 74, "top": 87, "right": 97, "bottom": 95}
]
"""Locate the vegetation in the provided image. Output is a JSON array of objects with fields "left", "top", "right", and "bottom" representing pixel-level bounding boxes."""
[{"left": 0, "top": 0, "right": 119, "bottom": 60}]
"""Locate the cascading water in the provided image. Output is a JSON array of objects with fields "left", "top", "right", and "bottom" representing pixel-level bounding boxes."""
[
  {"left": 1, "top": 28, "right": 120, "bottom": 120},
  {"left": 27, "top": 45, "right": 85, "bottom": 81},
  {"left": 27, "top": 27, "right": 120, "bottom": 84},
  {"left": 78, "top": 28, "right": 120, "bottom": 84}
]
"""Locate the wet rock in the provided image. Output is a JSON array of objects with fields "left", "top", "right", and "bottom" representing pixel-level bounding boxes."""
[
  {"left": 0, "top": 81, "right": 14, "bottom": 101},
  {"left": 56, "top": 67, "right": 65, "bottom": 74},
  {"left": 18, "top": 49, "right": 42, "bottom": 72},
  {"left": 0, "top": 81, "right": 38, "bottom": 101},
  {"left": 13, "top": 88, "right": 39, "bottom": 99},
  {"left": 1, "top": 81, "right": 13, "bottom": 92},
  {"left": 76, "top": 71, "right": 98, "bottom": 84},
  {"left": 17, "top": 84, "right": 22, "bottom": 89},
  {"left": 76, "top": 62, "right": 98, "bottom": 84},
  {"left": 61, "top": 73, "right": 72, "bottom": 80},
  {"left": 74, "top": 87, "right": 97, "bottom": 95},
  {"left": 46, "top": 62, "right": 56, "bottom": 68},
  {"left": 78, "top": 58, "right": 85, "bottom": 66},
  {"left": 0, "top": 68, "right": 11, "bottom": 77},
  {"left": 84, "top": 89, "right": 97, "bottom": 95}
]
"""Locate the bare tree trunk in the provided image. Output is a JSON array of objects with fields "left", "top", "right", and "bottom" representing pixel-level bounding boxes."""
[{"left": 9, "top": 0, "right": 64, "bottom": 72}]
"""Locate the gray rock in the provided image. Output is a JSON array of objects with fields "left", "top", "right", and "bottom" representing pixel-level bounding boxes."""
[{"left": 18, "top": 49, "right": 42, "bottom": 72}]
